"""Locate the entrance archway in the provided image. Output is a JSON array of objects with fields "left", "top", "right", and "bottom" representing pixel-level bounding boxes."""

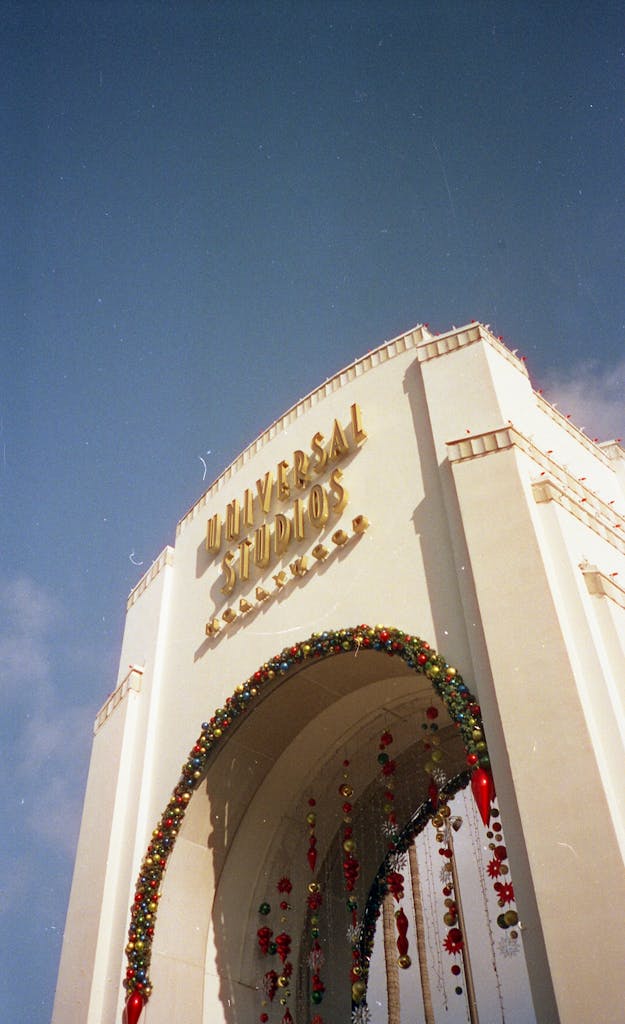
[{"left": 122, "top": 625, "right": 502, "bottom": 1024}]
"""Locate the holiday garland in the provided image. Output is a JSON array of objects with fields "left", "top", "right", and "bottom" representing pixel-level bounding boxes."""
[{"left": 122, "top": 624, "right": 492, "bottom": 1023}]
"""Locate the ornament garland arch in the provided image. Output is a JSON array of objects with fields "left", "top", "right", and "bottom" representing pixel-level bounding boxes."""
[{"left": 122, "top": 624, "right": 494, "bottom": 1024}]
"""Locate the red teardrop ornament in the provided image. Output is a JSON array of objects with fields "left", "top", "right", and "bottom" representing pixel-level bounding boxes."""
[
  {"left": 471, "top": 768, "right": 492, "bottom": 827},
  {"left": 395, "top": 908, "right": 409, "bottom": 956},
  {"left": 123, "top": 991, "right": 144, "bottom": 1024}
]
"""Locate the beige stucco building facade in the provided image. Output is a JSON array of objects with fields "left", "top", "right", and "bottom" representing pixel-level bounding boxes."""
[{"left": 53, "top": 322, "right": 625, "bottom": 1024}]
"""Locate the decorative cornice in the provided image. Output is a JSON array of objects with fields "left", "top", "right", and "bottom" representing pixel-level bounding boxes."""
[
  {"left": 535, "top": 392, "right": 613, "bottom": 466},
  {"left": 532, "top": 478, "right": 625, "bottom": 556},
  {"left": 126, "top": 546, "right": 175, "bottom": 610},
  {"left": 600, "top": 439, "right": 625, "bottom": 463},
  {"left": 446, "top": 426, "right": 517, "bottom": 462},
  {"left": 446, "top": 424, "right": 625, "bottom": 554},
  {"left": 579, "top": 563, "right": 625, "bottom": 610},
  {"left": 416, "top": 322, "right": 530, "bottom": 379},
  {"left": 94, "top": 665, "right": 144, "bottom": 734}
]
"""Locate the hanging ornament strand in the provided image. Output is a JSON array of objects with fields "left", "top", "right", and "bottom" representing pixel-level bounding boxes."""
[
  {"left": 275, "top": 877, "right": 294, "bottom": 1024},
  {"left": 422, "top": 813, "right": 449, "bottom": 1009},
  {"left": 306, "top": 797, "right": 326, "bottom": 1017},
  {"left": 441, "top": 802, "right": 480, "bottom": 1024},
  {"left": 338, "top": 759, "right": 369, "bottom": 1021},
  {"left": 466, "top": 792, "right": 507, "bottom": 1023},
  {"left": 377, "top": 729, "right": 411, "bottom": 970},
  {"left": 255, "top": 876, "right": 295, "bottom": 1024},
  {"left": 256, "top": 894, "right": 277, "bottom": 1023}
]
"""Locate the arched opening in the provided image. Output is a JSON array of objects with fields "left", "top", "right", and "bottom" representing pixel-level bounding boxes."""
[{"left": 122, "top": 626, "right": 527, "bottom": 1024}]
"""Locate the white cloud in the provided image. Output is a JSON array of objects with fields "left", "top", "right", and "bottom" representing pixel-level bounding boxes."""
[
  {"left": 24, "top": 768, "right": 90, "bottom": 858},
  {"left": 540, "top": 357, "right": 625, "bottom": 443},
  {"left": 1, "top": 576, "right": 59, "bottom": 635},
  {"left": 0, "top": 575, "right": 61, "bottom": 698},
  {"left": 1, "top": 576, "right": 97, "bottom": 861}
]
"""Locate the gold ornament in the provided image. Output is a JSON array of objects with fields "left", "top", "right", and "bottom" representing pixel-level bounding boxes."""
[{"left": 351, "top": 980, "right": 366, "bottom": 1003}]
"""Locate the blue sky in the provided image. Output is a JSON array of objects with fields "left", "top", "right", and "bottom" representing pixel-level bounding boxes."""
[{"left": 1, "top": 2, "right": 624, "bottom": 1021}]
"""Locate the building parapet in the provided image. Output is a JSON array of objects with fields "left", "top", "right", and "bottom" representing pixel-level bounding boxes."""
[
  {"left": 600, "top": 439, "right": 625, "bottom": 462},
  {"left": 94, "top": 665, "right": 144, "bottom": 734},
  {"left": 579, "top": 562, "right": 625, "bottom": 610},
  {"left": 126, "top": 546, "right": 175, "bottom": 610},
  {"left": 416, "top": 321, "right": 529, "bottom": 379},
  {"left": 535, "top": 391, "right": 613, "bottom": 466},
  {"left": 532, "top": 478, "right": 625, "bottom": 556},
  {"left": 447, "top": 425, "right": 625, "bottom": 553}
]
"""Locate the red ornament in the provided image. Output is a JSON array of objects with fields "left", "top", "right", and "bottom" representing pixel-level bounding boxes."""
[
  {"left": 307, "top": 890, "right": 322, "bottom": 911},
  {"left": 275, "top": 932, "right": 291, "bottom": 963},
  {"left": 443, "top": 927, "right": 464, "bottom": 955},
  {"left": 386, "top": 871, "right": 404, "bottom": 901},
  {"left": 471, "top": 767, "right": 493, "bottom": 826},
  {"left": 257, "top": 926, "right": 273, "bottom": 955},
  {"left": 395, "top": 908, "right": 409, "bottom": 957},
  {"left": 494, "top": 881, "right": 515, "bottom": 904},
  {"left": 262, "top": 970, "right": 278, "bottom": 1001},
  {"left": 428, "top": 776, "right": 439, "bottom": 810},
  {"left": 123, "top": 992, "right": 144, "bottom": 1024},
  {"left": 487, "top": 857, "right": 503, "bottom": 878}
]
